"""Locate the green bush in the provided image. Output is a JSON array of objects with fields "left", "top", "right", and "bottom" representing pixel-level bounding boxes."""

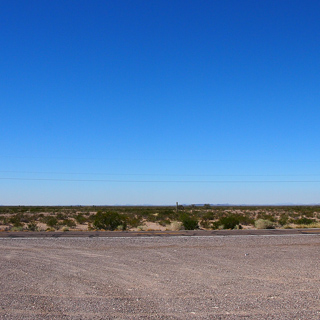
[
  {"left": 93, "top": 211, "right": 127, "bottom": 231},
  {"left": 27, "top": 222, "right": 38, "bottom": 231},
  {"left": 295, "top": 217, "right": 315, "bottom": 225},
  {"left": 180, "top": 214, "right": 198, "bottom": 230},
  {"left": 56, "top": 213, "right": 66, "bottom": 220},
  {"left": 44, "top": 216, "right": 58, "bottom": 228},
  {"left": 126, "top": 216, "right": 142, "bottom": 228},
  {"left": 201, "top": 211, "right": 215, "bottom": 220},
  {"left": 60, "top": 219, "right": 76, "bottom": 228},
  {"left": 75, "top": 213, "right": 87, "bottom": 224},
  {"left": 212, "top": 214, "right": 249, "bottom": 229},
  {"left": 157, "top": 209, "right": 178, "bottom": 221},
  {"left": 278, "top": 214, "right": 289, "bottom": 226},
  {"left": 217, "top": 215, "right": 240, "bottom": 229},
  {"left": 9, "top": 214, "right": 23, "bottom": 227}
]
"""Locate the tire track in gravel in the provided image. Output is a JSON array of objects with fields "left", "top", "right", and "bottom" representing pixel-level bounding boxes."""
[{"left": 1, "top": 236, "right": 320, "bottom": 319}]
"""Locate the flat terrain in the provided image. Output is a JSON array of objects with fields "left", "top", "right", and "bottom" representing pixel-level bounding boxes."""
[
  {"left": 2, "top": 205, "right": 320, "bottom": 232},
  {"left": 1, "top": 235, "right": 320, "bottom": 319}
]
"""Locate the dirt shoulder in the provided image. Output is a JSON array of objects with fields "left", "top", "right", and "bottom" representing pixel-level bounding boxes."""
[{"left": 1, "top": 235, "right": 320, "bottom": 319}]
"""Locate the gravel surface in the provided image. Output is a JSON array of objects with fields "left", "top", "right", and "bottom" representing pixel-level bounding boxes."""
[{"left": 0, "top": 235, "right": 320, "bottom": 319}]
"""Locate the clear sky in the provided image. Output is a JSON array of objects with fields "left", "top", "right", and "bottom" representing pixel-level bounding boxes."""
[{"left": 1, "top": 0, "right": 320, "bottom": 205}]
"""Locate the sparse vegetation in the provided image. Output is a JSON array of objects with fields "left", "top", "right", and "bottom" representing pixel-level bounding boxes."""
[
  {"left": 93, "top": 211, "right": 127, "bottom": 231},
  {"left": 180, "top": 213, "right": 199, "bottom": 230},
  {"left": 0, "top": 205, "right": 320, "bottom": 232},
  {"left": 44, "top": 216, "right": 58, "bottom": 229},
  {"left": 27, "top": 222, "right": 38, "bottom": 231},
  {"left": 294, "top": 217, "right": 315, "bottom": 225},
  {"left": 75, "top": 213, "right": 87, "bottom": 224},
  {"left": 213, "top": 215, "right": 242, "bottom": 230},
  {"left": 60, "top": 219, "right": 76, "bottom": 228}
]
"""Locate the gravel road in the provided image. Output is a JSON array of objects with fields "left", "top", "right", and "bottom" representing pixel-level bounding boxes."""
[{"left": 0, "top": 235, "right": 319, "bottom": 319}]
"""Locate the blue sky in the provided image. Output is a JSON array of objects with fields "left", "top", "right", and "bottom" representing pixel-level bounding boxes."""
[{"left": 1, "top": 0, "right": 320, "bottom": 205}]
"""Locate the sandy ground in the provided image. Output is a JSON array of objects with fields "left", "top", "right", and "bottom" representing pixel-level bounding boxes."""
[{"left": 0, "top": 235, "right": 320, "bottom": 319}]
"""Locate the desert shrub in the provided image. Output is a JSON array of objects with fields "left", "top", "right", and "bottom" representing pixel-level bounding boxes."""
[
  {"left": 294, "top": 206, "right": 316, "bottom": 217},
  {"left": 239, "top": 215, "right": 255, "bottom": 226},
  {"left": 93, "top": 211, "right": 127, "bottom": 231},
  {"left": 56, "top": 213, "right": 66, "bottom": 220},
  {"left": 201, "top": 211, "right": 215, "bottom": 220},
  {"left": 134, "top": 208, "right": 154, "bottom": 220},
  {"left": 278, "top": 214, "right": 289, "bottom": 226},
  {"left": 11, "top": 226, "right": 24, "bottom": 231},
  {"left": 180, "top": 214, "right": 198, "bottom": 230},
  {"left": 212, "top": 215, "right": 240, "bottom": 229},
  {"left": 75, "top": 213, "right": 87, "bottom": 224},
  {"left": 294, "top": 217, "right": 315, "bottom": 225},
  {"left": 29, "top": 213, "right": 40, "bottom": 221},
  {"left": 0, "top": 215, "right": 7, "bottom": 225},
  {"left": 214, "top": 209, "right": 226, "bottom": 219},
  {"left": 288, "top": 212, "right": 299, "bottom": 218},
  {"left": 255, "top": 219, "right": 275, "bottom": 229},
  {"left": 19, "top": 214, "right": 33, "bottom": 223},
  {"left": 44, "top": 216, "right": 58, "bottom": 228},
  {"left": 200, "top": 219, "right": 212, "bottom": 229},
  {"left": 199, "top": 210, "right": 216, "bottom": 228},
  {"left": 87, "top": 213, "right": 97, "bottom": 223},
  {"left": 157, "top": 209, "right": 178, "bottom": 221},
  {"left": 27, "top": 222, "right": 38, "bottom": 231},
  {"left": 257, "top": 213, "right": 276, "bottom": 222},
  {"left": 126, "top": 216, "right": 142, "bottom": 228},
  {"left": 9, "top": 214, "right": 23, "bottom": 227},
  {"left": 147, "top": 214, "right": 158, "bottom": 223},
  {"left": 302, "top": 211, "right": 314, "bottom": 218},
  {"left": 60, "top": 219, "right": 76, "bottom": 228},
  {"left": 212, "top": 214, "right": 250, "bottom": 230}
]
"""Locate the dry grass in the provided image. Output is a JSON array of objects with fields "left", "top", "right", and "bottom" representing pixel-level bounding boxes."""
[
  {"left": 293, "top": 222, "right": 320, "bottom": 228},
  {"left": 255, "top": 219, "right": 275, "bottom": 229},
  {"left": 167, "top": 221, "right": 183, "bottom": 231}
]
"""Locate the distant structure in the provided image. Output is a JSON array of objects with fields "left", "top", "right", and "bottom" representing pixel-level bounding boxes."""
[{"left": 176, "top": 202, "right": 184, "bottom": 212}]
